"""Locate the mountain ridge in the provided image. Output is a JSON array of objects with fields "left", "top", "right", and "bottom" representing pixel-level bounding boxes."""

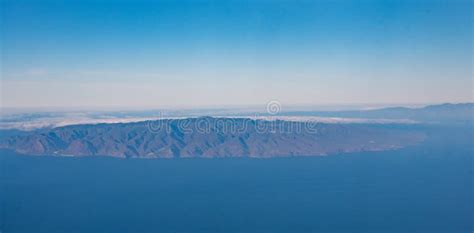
[
  {"left": 0, "top": 117, "right": 425, "bottom": 158},
  {"left": 280, "top": 103, "right": 474, "bottom": 122}
]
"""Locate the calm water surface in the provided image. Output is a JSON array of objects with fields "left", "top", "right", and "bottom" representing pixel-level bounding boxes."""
[{"left": 0, "top": 126, "right": 472, "bottom": 233}]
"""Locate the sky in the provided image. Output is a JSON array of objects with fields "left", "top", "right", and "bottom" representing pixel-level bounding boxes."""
[{"left": 1, "top": 0, "right": 472, "bottom": 109}]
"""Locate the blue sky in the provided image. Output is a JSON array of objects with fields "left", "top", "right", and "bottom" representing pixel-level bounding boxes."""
[{"left": 1, "top": 0, "right": 472, "bottom": 108}]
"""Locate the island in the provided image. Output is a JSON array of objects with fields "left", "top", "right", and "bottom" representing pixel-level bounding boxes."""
[{"left": 0, "top": 117, "right": 425, "bottom": 158}]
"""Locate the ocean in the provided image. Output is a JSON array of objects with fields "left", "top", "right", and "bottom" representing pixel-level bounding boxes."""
[{"left": 0, "top": 125, "right": 472, "bottom": 233}]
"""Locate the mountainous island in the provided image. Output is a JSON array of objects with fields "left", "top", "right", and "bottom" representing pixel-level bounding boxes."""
[
  {"left": 1, "top": 103, "right": 472, "bottom": 158},
  {"left": 0, "top": 117, "right": 425, "bottom": 158}
]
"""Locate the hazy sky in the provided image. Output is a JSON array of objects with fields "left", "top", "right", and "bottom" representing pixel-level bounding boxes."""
[{"left": 1, "top": 0, "right": 472, "bottom": 108}]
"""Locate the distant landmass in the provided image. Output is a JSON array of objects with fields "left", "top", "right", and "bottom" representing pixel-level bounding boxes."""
[
  {"left": 1, "top": 103, "right": 472, "bottom": 158},
  {"left": 281, "top": 103, "right": 474, "bottom": 123},
  {"left": 0, "top": 117, "right": 424, "bottom": 158}
]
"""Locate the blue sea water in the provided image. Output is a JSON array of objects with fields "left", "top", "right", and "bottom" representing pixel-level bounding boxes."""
[{"left": 0, "top": 125, "right": 472, "bottom": 233}]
